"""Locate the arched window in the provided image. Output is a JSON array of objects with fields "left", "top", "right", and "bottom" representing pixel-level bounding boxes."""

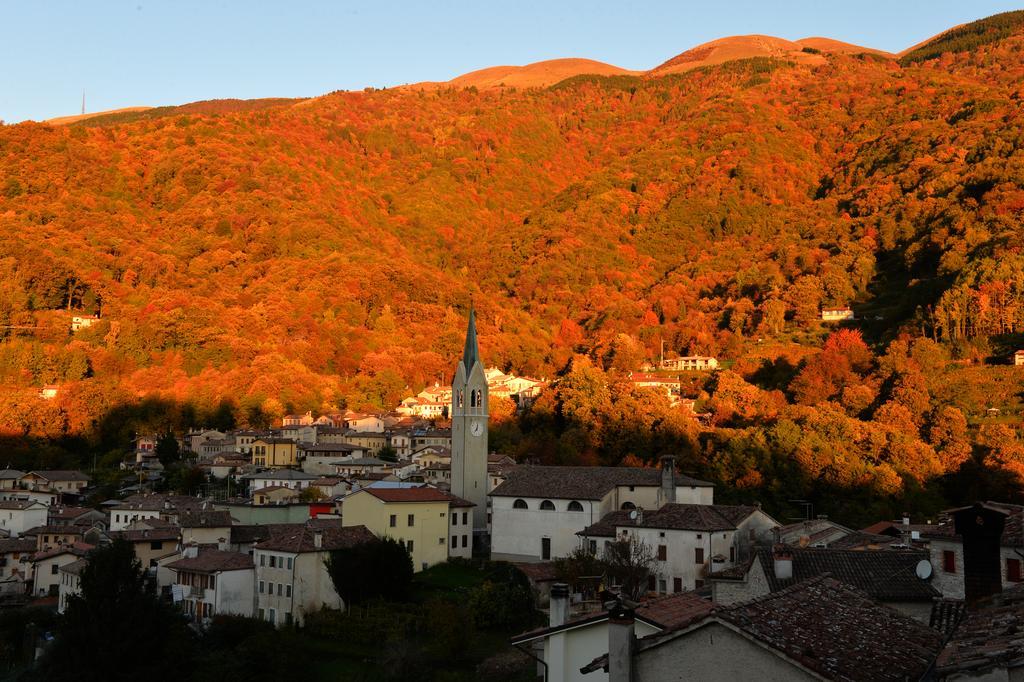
[
  {"left": 539, "top": 500, "right": 556, "bottom": 511},
  {"left": 513, "top": 499, "right": 528, "bottom": 510},
  {"left": 470, "top": 390, "right": 478, "bottom": 408},
  {"left": 457, "top": 390, "right": 464, "bottom": 407},
  {"left": 567, "top": 501, "right": 584, "bottom": 512},
  {"left": 475, "top": 389, "right": 482, "bottom": 407},
  {"left": 620, "top": 501, "right": 636, "bottom": 510}
]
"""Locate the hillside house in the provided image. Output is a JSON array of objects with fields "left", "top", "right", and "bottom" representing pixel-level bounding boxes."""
[
  {"left": 821, "top": 307, "right": 855, "bottom": 322},
  {"left": 38, "top": 384, "right": 59, "bottom": 400},
  {"left": 299, "top": 443, "right": 364, "bottom": 475},
  {"left": 251, "top": 438, "right": 299, "bottom": 468},
  {"left": 659, "top": 356, "right": 719, "bottom": 372},
  {"left": 253, "top": 486, "right": 300, "bottom": 506},
  {"left": 70, "top": 314, "right": 99, "bottom": 332},
  {"left": 341, "top": 487, "right": 463, "bottom": 571},
  {"left": 0, "top": 537, "right": 37, "bottom": 587},
  {"left": 579, "top": 504, "right": 779, "bottom": 594},
  {"left": 20, "top": 470, "right": 90, "bottom": 495},
  {"left": 32, "top": 542, "right": 92, "bottom": 597},
  {"left": 0, "top": 501, "right": 48, "bottom": 537},
  {"left": 241, "top": 469, "right": 316, "bottom": 493},
  {"left": 0, "top": 470, "right": 24, "bottom": 490},
  {"left": 108, "top": 526, "right": 181, "bottom": 575},
  {"left": 282, "top": 411, "right": 315, "bottom": 427},
  {"left": 1015, "top": 350, "right": 1024, "bottom": 366},
  {"left": 57, "top": 558, "right": 87, "bottom": 613},
  {"left": 168, "top": 546, "right": 255, "bottom": 623},
  {"left": 253, "top": 523, "right": 377, "bottom": 626}
]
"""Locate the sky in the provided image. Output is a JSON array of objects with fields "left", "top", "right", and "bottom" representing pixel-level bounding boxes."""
[{"left": 1, "top": 0, "right": 1022, "bottom": 123}]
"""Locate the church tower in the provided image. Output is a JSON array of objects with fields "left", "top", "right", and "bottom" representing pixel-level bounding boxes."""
[{"left": 451, "top": 307, "right": 489, "bottom": 536}]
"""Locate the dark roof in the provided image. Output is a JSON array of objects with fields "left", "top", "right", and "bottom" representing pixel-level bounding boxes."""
[
  {"left": 109, "top": 527, "right": 181, "bottom": 543},
  {"left": 177, "top": 510, "right": 234, "bottom": 528},
  {"left": 712, "top": 576, "right": 942, "bottom": 681},
  {"left": 229, "top": 518, "right": 344, "bottom": 546},
  {"left": 167, "top": 549, "right": 254, "bottom": 573},
  {"left": 33, "top": 542, "right": 93, "bottom": 562},
  {"left": 362, "top": 488, "right": 457, "bottom": 504},
  {"left": 241, "top": 470, "right": 316, "bottom": 481},
  {"left": 0, "top": 538, "right": 37, "bottom": 553},
  {"left": 0, "top": 469, "right": 25, "bottom": 479},
  {"left": 23, "top": 524, "right": 84, "bottom": 536},
  {"left": 922, "top": 501, "right": 1024, "bottom": 548},
  {"left": 0, "top": 500, "right": 45, "bottom": 510},
  {"left": 827, "top": 531, "right": 904, "bottom": 550},
  {"left": 491, "top": 465, "right": 712, "bottom": 501},
  {"left": 59, "top": 557, "right": 89, "bottom": 576},
  {"left": 253, "top": 524, "right": 376, "bottom": 553},
  {"left": 112, "top": 494, "right": 208, "bottom": 512},
  {"left": 755, "top": 546, "right": 940, "bottom": 602},
  {"left": 580, "top": 504, "right": 755, "bottom": 536},
  {"left": 26, "top": 470, "right": 90, "bottom": 482},
  {"left": 513, "top": 591, "right": 714, "bottom": 645},
  {"left": 48, "top": 506, "right": 99, "bottom": 520},
  {"left": 929, "top": 599, "right": 968, "bottom": 636},
  {"left": 462, "top": 307, "right": 479, "bottom": 370},
  {"left": 937, "top": 586, "right": 1024, "bottom": 676}
]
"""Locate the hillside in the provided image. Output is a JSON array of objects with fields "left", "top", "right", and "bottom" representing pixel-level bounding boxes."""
[
  {"left": 45, "top": 107, "right": 153, "bottom": 125},
  {"left": 411, "top": 58, "right": 640, "bottom": 90},
  {"left": 3, "top": 12, "right": 1024, "bottom": 512}
]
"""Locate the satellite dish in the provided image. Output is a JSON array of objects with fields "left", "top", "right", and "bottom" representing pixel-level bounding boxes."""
[
  {"left": 629, "top": 510, "right": 638, "bottom": 520},
  {"left": 915, "top": 559, "right": 933, "bottom": 580}
]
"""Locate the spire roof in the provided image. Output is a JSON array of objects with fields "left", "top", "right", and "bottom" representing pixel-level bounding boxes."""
[{"left": 462, "top": 307, "right": 480, "bottom": 370}]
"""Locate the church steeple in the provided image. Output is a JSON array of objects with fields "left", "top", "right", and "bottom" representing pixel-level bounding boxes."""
[{"left": 462, "top": 306, "right": 479, "bottom": 371}]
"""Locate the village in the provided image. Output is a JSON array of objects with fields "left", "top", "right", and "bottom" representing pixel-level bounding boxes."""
[{"left": 0, "top": 310, "right": 1019, "bottom": 681}]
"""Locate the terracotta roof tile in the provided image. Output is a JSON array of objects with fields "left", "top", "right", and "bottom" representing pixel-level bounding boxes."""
[
  {"left": 937, "top": 586, "right": 1024, "bottom": 676},
  {"left": 167, "top": 549, "right": 254, "bottom": 573},
  {"left": 254, "top": 524, "right": 376, "bottom": 553},
  {"left": 492, "top": 465, "right": 711, "bottom": 501}
]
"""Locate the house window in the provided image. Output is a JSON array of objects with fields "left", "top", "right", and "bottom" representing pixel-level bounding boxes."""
[
  {"left": 621, "top": 501, "right": 636, "bottom": 511},
  {"left": 943, "top": 550, "right": 956, "bottom": 574},
  {"left": 286, "top": 557, "right": 293, "bottom": 569},
  {"left": 673, "top": 578, "right": 682, "bottom": 593},
  {"left": 406, "top": 540, "right": 414, "bottom": 553},
  {"left": 390, "top": 515, "right": 397, "bottom": 528},
  {"left": 658, "top": 579, "right": 667, "bottom": 594},
  {"left": 658, "top": 545, "right": 667, "bottom": 561},
  {"left": 452, "top": 536, "right": 458, "bottom": 548},
  {"left": 539, "top": 500, "right": 556, "bottom": 511},
  {"left": 408, "top": 514, "right": 415, "bottom": 527},
  {"left": 277, "top": 583, "right": 283, "bottom": 596},
  {"left": 259, "top": 608, "right": 265, "bottom": 620},
  {"left": 269, "top": 556, "right": 277, "bottom": 568},
  {"left": 513, "top": 499, "right": 528, "bottom": 510},
  {"left": 589, "top": 540, "right": 597, "bottom": 555},
  {"left": 268, "top": 581, "right": 274, "bottom": 594},
  {"left": 462, "top": 512, "right": 467, "bottom": 524},
  {"left": 1009, "top": 558, "right": 1022, "bottom": 583},
  {"left": 567, "top": 501, "right": 584, "bottom": 512},
  {"left": 285, "top": 584, "right": 292, "bottom": 598},
  {"left": 260, "top": 555, "right": 265, "bottom": 567},
  {"left": 462, "top": 535, "right": 468, "bottom": 548},
  {"left": 51, "top": 564, "right": 59, "bottom": 575},
  {"left": 452, "top": 514, "right": 458, "bottom": 526},
  {"left": 259, "top": 581, "right": 265, "bottom": 593},
  {"left": 150, "top": 541, "right": 162, "bottom": 550},
  {"left": 695, "top": 548, "right": 704, "bottom": 564},
  {"left": 541, "top": 538, "right": 551, "bottom": 561},
  {"left": 269, "top": 608, "right": 276, "bottom": 625},
  {"left": 730, "top": 547, "right": 735, "bottom": 562}
]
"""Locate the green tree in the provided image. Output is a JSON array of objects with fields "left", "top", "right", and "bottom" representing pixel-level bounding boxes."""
[
  {"left": 155, "top": 431, "right": 181, "bottom": 467},
  {"left": 325, "top": 537, "right": 411, "bottom": 606},
  {"left": 34, "top": 540, "right": 195, "bottom": 682}
]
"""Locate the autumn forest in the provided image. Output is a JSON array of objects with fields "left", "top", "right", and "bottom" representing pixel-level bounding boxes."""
[{"left": 3, "top": 11, "right": 1024, "bottom": 524}]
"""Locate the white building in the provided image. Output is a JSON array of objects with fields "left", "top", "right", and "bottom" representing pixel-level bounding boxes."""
[
  {"left": 821, "top": 308, "right": 855, "bottom": 322},
  {"left": 299, "top": 443, "right": 364, "bottom": 475},
  {"left": 579, "top": 504, "right": 779, "bottom": 594},
  {"left": 511, "top": 586, "right": 713, "bottom": 682},
  {"left": 660, "top": 356, "right": 719, "bottom": 372},
  {"left": 240, "top": 470, "right": 317, "bottom": 493},
  {"left": 253, "top": 524, "right": 377, "bottom": 626},
  {"left": 490, "top": 459, "right": 714, "bottom": 563},
  {"left": 32, "top": 543, "right": 91, "bottom": 597},
  {"left": 167, "top": 546, "right": 255, "bottom": 623},
  {"left": 57, "top": 557, "right": 87, "bottom": 613},
  {"left": 0, "top": 500, "right": 48, "bottom": 537}
]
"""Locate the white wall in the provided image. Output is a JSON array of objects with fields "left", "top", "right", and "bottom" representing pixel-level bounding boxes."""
[
  {"left": 628, "top": 527, "right": 736, "bottom": 592},
  {"left": 543, "top": 620, "right": 660, "bottom": 682},
  {"left": 110, "top": 509, "right": 160, "bottom": 532},
  {"left": 255, "top": 549, "right": 342, "bottom": 627},
  {"left": 215, "top": 568, "right": 255, "bottom": 618},
  {"left": 490, "top": 497, "right": 602, "bottom": 562},
  {"left": 635, "top": 622, "right": 816, "bottom": 682},
  {"left": 0, "top": 506, "right": 46, "bottom": 537}
]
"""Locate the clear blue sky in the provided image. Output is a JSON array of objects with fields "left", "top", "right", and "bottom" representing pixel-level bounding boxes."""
[{"left": 2, "top": 0, "right": 1021, "bottom": 123}]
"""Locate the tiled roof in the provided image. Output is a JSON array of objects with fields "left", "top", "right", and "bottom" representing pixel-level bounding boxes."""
[
  {"left": 754, "top": 546, "right": 940, "bottom": 602},
  {"left": 339, "top": 457, "right": 392, "bottom": 466},
  {"left": 491, "top": 465, "right": 712, "bottom": 501},
  {"left": 0, "top": 538, "right": 37, "bottom": 554},
  {"left": 635, "top": 591, "right": 715, "bottom": 630},
  {"left": 300, "top": 443, "right": 359, "bottom": 453},
  {"left": 826, "top": 531, "right": 904, "bottom": 550},
  {"left": 241, "top": 469, "right": 316, "bottom": 480},
  {"left": 580, "top": 504, "right": 755, "bottom": 536},
  {"left": 253, "top": 485, "right": 298, "bottom": 495},
  {"left": 929, "top": 599, "right": 968, "bottom": 637},
  {"left": 26, "top": 470, "right": 90, "bottom": 482},
  {"left": 33, "top": 542, "right": 93, "bottom": 562},
  {"left": 109, "top": 528, "right": 181, "bottom": 543},
  {"left": 0, "top": 500, "right": 44, "bottom": 510},
  {"left": 937, "top": 586, "right": 1024, "bottom": 676},
  {"left": 229, "top": 518, "right": 344, "bottom": 545},
  {"left": 922, "top": 501, "right": 1024, "bottom": 548},
  {"left": 0, "top": 469, "right": 25, "bottom": 479},
  {"left": 167, "top": 549, "right": 254, "bottom": 573},
  {"left": 112, "top": 494, "right": 208, "bottom": 511},
  {"left": 712, "top": 576, "right": 942, "bottom": 681},
  {"left": 48, "top": 506, "right": 97, "bottom": 520},
  {"left": 177, "top": 510, "right": 234, "bottom": 528},
  {"left": 253, "top": 524, "right": 376, "bottom": 553},
  {"left": 23, "top": 524, "right": 84, "bottom": 536},
  {"left": 60, "top": 557, "right": 89, "bottom": 576}
]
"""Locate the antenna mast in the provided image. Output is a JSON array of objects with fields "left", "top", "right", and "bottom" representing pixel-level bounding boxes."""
[{"left": 81, "top": 90, "right": 85, "bottom": 115}]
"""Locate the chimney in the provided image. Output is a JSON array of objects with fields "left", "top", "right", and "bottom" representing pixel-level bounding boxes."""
[
  {"left": 183, "top": 543, "right": 198, "bottom": 559},
  {"left": 660, "top": 456, "right": 676, "bottom": 505},
  {"left": 313, "top": 530, "right": 323, "bottom": 549},
  {"left": 953, "top": 502, "right": 1007, "bottom": 606},
  {"left": 902, "top": 513, "right": 910, "bottom": 526},
  {"left": 773, "top": 545, "right": 793, "bottom": 581},
  {"left": 550, "top": 582, "right": 569, "bottom": 627},
  {"left": 607, "top": 602, "right": 635, "bottom": 682}
]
